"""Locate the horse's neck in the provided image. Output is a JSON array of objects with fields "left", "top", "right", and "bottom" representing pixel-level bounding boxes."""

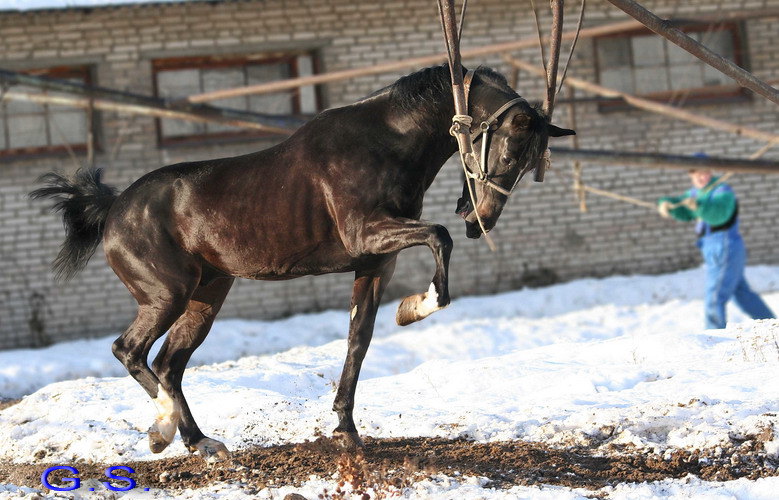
[
  {"left": 380, "top": 83, "right": 504, "bottom": 188},
  {"left": 409, "top": 87, "right": 505, "bottom": 185},
  {"left": 383, "top": 99, "right": 457, "bottom": 177}
]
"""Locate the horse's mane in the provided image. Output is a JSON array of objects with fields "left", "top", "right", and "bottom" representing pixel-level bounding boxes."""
[
  {"left": 361, "top": 64, "right": 519, "bottom": 113},
  {"left": 388, "top": 64, "right": 519, "bottom": 112},
  {"left": 360, "top": 64, "right": 547, "bottom": 172}
]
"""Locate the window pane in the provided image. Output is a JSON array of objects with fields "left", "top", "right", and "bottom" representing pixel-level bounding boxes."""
[
  {"left": 631, "top": 35, "right": 665, "bottom": 66},
  {"left": 158, "top": 69, "right": 207, "bottom": 137},
  {"left": 596, "top": 26, "right": 741, "bottom": 102},
  {"left": 202, "top": 68, "right": 246, "bottom": 133},
  {"left": 202, "top": 68, "right": 246, "bottom": 110},
  {"left": 600, "top": 68, "right": 633, "bottom": 92},
  {"left": 635, "top": 66, "right": 669, "bottom": 93},
  {"left": 703, "top": 64, "right": 732, "bottom": 86},
  {"left": 5, "top": 86, "right": 46, "bottom": 114},
  {"left": 297, "top": 55, "right": 317, "bottom": 113},
  {"left": 154, "top": 53, "right": 319, "bottom": 141},
  {"left": 667, "top": 41, "right": 697, "bottom": 64},
  {"left": 247, "top": 63, "right": 293, "bottom": 114},
  {"left": 157, "top": 69, "right": 201, "bottom": 98},
  {"left": 705, "top": 31, "right": 735, "bottom": 60},
  {"left": 597, "top": 37, "right": 630, "bottom": 68},
  {"left": 161, "top": 117, "right": 205, "bottom": 137},
  {"left": 1, "top": 66, "right": 92, "bottom": 153},
  {"left": 8, "top": 114, "right": 47, "bottom": 149},
  {"left": 50, "top": 110, "right": 87, "bottom": 145},
  {"left": 669, "top": 64, "right": 704, "bottom": 90}
]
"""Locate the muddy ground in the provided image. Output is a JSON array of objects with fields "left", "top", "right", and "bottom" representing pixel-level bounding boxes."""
[{"left": 2, "top": 435, "right": 777, "bottom": 497}]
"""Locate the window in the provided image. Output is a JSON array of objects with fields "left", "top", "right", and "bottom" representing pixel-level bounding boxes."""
[
  {"left": 153, "top": 52, "right": 320, "bottom": 144},
  {"left": 0, "top": 65, "right": 94, "bottom": 156},
  {"left": 595, "top": 22, "right": 746, "bottom": 106}
]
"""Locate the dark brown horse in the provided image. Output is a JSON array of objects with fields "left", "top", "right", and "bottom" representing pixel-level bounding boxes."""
[{"left": 32, "top": 64, "right": 573, "bottom": 461}]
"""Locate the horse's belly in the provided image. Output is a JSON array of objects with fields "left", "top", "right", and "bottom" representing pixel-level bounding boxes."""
[{"left": 198, "top": 240, "right": 358, "bottom": 280}]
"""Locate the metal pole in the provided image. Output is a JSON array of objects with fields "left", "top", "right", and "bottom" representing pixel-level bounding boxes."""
[
  {"left": 550, "top": 147, "right": 779, "bottom": 174},
  {"left": 544, "top": 0, "right": 564, "bottom": 119}
]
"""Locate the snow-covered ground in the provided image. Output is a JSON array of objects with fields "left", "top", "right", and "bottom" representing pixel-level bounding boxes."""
[{"left": 1, "top": 265, "right": 779, "bottom": 499}]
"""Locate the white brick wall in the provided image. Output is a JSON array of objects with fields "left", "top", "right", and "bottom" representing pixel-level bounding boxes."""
[{"left": 0, "top": 0, "right": 777, "bottom": 348}]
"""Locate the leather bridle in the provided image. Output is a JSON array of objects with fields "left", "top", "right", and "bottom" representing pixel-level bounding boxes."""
[{"left": 453, "top": 70, "right": 531, "bottom": 197}]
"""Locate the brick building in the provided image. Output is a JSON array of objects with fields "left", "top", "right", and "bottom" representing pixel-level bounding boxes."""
[{"left": 0, "top": 0, "right": 777, "bottom": 349}]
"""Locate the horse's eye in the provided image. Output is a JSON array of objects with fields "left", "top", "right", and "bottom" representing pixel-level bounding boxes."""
[{"left": 501, "top": 156, "right": 513, "bottom": 166}]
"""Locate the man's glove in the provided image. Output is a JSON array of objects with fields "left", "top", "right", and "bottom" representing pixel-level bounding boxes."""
[
  {"left": 680, "top": 197, "right": 698, "bottom": 211},
  {"left": 657, "top": 200, "right": 672, "bottom": 219}
]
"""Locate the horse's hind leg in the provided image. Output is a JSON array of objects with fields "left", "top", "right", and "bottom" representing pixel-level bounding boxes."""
[
  {"left": 112, "top": 300, "right": 191, "bottom": 451},
  {"left": 151, "top": 277, "right": 234, "bottom": 461},
  {"left": 108, "top": 243, "right": 200, "bottom": 454}
]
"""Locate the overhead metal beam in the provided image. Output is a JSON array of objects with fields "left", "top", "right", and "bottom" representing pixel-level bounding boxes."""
[{"left": 550, "top": 147, "right": 779, "bottom": 174}]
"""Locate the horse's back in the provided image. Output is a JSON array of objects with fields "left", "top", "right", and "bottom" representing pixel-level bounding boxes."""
[
  {"left": 103, "top": 144, "right": 358, "bottom": 280},
  {"left": 102, "top": 97, "right": 409, "bottom": 280}
]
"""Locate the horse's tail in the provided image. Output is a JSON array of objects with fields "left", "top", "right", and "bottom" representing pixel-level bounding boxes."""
[{"left": 30, "top": 168, "right": 118, "bottom": 281}]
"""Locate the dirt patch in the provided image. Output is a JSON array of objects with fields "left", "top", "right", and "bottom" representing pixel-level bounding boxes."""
[
  {"left": 0, "top": 399, "right": 21, "bottom": 412},
  {"left": 2, "top": 437, "right": 777, "bottom": 495}
]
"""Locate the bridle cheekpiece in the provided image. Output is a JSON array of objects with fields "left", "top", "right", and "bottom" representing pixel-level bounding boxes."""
[{"left": 451, "top": 70, "right": 528, "bottom": 197}]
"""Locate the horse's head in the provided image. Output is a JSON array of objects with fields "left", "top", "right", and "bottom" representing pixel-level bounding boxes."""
[{"left": 456, "top": 72, "right": 574, "bottom": 239}]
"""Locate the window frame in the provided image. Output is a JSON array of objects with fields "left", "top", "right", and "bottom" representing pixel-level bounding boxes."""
[
  {"left": 152, "top": 51, "right": 321, "bottom": 147},
  {"left": 0, "top": 65, "right": 97, "bottom": 159},
  {"left": 593, "top": 21, "right": 749, "bottom": 110}
]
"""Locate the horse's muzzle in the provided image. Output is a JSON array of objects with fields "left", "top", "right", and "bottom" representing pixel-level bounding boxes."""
[
  {"left": 465, "top": 220, "right": 482, "bottom": 239},
  {"left": 455, "top": 196, "right": 472, "bottom": 219},
  {"left": 457, "top": 197, "right": 481, "bottom": 238}
]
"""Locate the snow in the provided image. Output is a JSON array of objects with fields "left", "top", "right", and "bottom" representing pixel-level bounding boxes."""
[
  {"left": 0, "top": 0, "right": 211, "bottom": 12},
  {"left": 40, "top": 475, "right": 776, "bottom": 500},
  {"left": 1, "top": 265, "right": 779, "bottom": 499}
]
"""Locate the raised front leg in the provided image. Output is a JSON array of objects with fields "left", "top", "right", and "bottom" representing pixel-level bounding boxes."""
[
  {"left": 333, "top": 258, "right": 396, "bottom": 448},
  {"left": 349, "top": 217, "right": 453, "bottom": 326}
]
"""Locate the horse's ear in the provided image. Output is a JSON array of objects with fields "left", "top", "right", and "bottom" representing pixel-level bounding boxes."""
[
  {"left": 548, "top": 124, "right": 576, "bottom": 137},
  {"left": 512, "top": 113, "right": 531, "bottom": 131}
]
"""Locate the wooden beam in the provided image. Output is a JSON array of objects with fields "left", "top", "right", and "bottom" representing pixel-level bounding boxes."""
[
  {"left": 605, "top": 0, "right": 779, "bottom": 105},
  {"left": 0, "top": 69, "right": 306, "bottom": 134},
  {"left": 185, "top": 7, "right": 779, "bottom": 103},
  {"left": 504, "top": 55, "right": 779, "bottom": 144},
  {"left": 550, "top": 147, "right": 779, "bottom": 174}
]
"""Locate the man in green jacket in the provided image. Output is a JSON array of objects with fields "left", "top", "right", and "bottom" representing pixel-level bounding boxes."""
[{"left": 658, "top": 168, "right": 774, "bottom": 329}]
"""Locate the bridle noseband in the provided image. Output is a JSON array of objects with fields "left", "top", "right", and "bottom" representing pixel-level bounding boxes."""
[{"left": 450, "top": 70, "right": 529, "bottom": 197}]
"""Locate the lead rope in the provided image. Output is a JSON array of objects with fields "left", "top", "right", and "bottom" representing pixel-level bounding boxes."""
[{"left": 438, "top": 0, "right": 497, "bottom": 251}]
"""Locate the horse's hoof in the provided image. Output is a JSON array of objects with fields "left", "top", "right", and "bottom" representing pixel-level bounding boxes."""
[
  {"left": 332, "top": 430, "right": 365, "bottom": 450},
  {"left": 147, "top": 421, "right": 175, "bottom": 454},
  {"left": 396, "top": 293, "right": 425, "bottom": 326},
  {"left": 194, "top": 437, "right": 230, "bottom": 462},
  {"left": 396, "top": 283, "right": 446, "bottom": 326}
]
